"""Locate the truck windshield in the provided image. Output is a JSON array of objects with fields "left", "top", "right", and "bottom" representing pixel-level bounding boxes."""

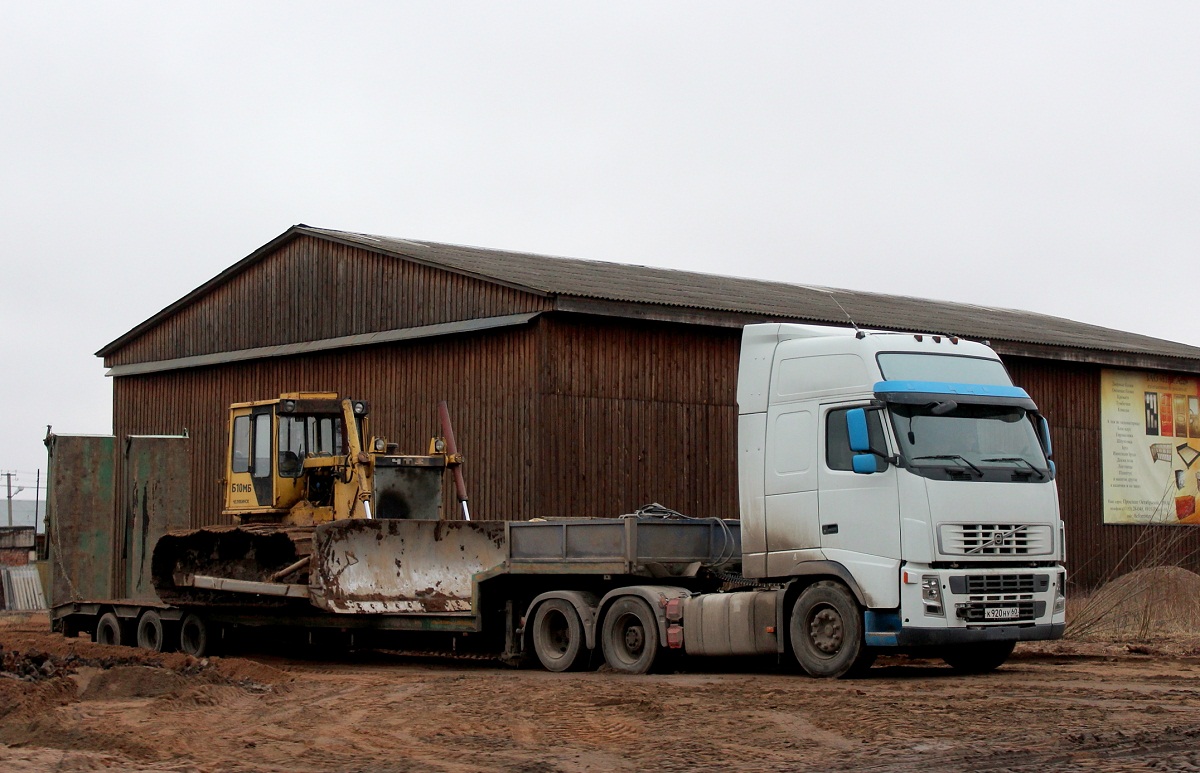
[{"left": 889, "top": 403, "right": 1049, "bottom": 481}]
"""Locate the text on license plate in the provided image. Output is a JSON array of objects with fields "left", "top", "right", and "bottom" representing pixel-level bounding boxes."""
[{"left": 984, "top": 607, "right": 1020, "bottom": 620}]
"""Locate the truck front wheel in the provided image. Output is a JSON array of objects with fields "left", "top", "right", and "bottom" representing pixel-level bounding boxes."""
[
  {"left": 942, "top": 641, "right": 1014, "bottom": 674},
  {"left": 531, "top": 599, "right": 587, "bottom": 672},
  {"left": 790, "top": 581, "right": 873, "bottom": 678},
  {"left": 601, "top": 597, "right": 659, "bottom": 674}
]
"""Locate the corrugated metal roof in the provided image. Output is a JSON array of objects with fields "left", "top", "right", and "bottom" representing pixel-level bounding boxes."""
[
  {"left": 98, "top": 224, "right": 1200, "bottom": 364},
  {"left": 304, "top": 226, "right": 1200, "bottom": 362}
]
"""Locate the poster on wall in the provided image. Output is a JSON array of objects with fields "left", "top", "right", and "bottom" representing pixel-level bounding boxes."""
[{"left": 1102, "top": 369, "right": 1200, "bottom": 524}]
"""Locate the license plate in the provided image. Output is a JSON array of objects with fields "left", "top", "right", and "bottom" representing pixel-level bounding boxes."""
[{"left": 984, "top": 607, "right": 1020, "bottom": 620}]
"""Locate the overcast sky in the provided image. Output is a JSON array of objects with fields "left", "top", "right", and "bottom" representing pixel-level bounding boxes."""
[{"left": 1, "top": 2, "right": 1198, "bottom": 499}]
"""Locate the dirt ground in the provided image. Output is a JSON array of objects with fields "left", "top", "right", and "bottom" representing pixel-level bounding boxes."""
[{"left": 3, "top": 612, "right": 1200, "bottom": 773}]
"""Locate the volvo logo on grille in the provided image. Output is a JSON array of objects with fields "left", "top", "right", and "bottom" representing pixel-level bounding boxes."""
[{"left": 968, "top": 525, "right": 1028, "bottom": 554}]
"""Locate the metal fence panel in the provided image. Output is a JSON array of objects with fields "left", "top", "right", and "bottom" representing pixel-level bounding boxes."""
[{"left": 1, "top": 565, "right": 47, "bottom": 610}]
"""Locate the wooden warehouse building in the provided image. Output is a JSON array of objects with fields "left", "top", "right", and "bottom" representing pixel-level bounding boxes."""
[{"left": 97, "top": 225, "right": 1200, "bottom": 589}]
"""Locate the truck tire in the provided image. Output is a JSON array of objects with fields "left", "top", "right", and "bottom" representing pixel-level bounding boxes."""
[
  {"left": 601, "top": 597, "right": 659, "bottom": 674},
  {"left": 942, "top": 641, "right": 1015, "bottom": 674},
  {"left": 531, "top": 599, "right": 587, "bottom": 672},
  {"left": 136, "top": 610, "right": 168, "bottom": 652},
  {"left": 179, "top": 613, "right": 211, "bottom": 657},
  {"left": 94, "top": 612, "right": 124, "bottom": 647},
  {"left": 789, "top": 581, "right": 872, "bottom": 678}
]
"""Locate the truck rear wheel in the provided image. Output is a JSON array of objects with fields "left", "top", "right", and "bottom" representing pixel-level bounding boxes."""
[
  {"left": 94, "top": 612, "right": 124, "bottom": 647},
  {"left": 531, "top": 599, "right": 587, "bottom": 672},
  {"left": 942, "top": 641, "right": 1015, "bottom": 674},
  {"left": 789, "top": 581, "right": 872, "bottom": 678},
  {"left": 136, "top": 610, "right": 168, "bottom": 652},
  {"left": 601, "top": 597, "right": 659, "bottom": 674},
  {"left": 179, "top": 613, "right": 212, "bottom": 657}
]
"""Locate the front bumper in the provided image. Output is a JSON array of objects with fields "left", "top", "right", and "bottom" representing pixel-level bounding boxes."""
[
  {"left": 892, "top": 621, "right": 1064, "bottom": 646},
  {"left": 864, "top": 565, "right": 1065, "bottom": 647}
]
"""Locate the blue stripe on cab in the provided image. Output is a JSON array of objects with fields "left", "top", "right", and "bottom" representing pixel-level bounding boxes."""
[{"left": 873, "top": 381, "right": 1031, "bottom": 399}]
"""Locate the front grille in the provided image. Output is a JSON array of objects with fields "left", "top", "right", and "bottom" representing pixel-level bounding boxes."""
[
  {"left": 938, "top": 524, "right": 1053, "bottom": 556},
  {"left": 949, "top": 574, "right": 1049, "bottom": 595}
]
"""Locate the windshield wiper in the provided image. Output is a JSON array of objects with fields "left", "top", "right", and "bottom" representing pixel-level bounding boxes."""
[
  {"left": 982, "top": 457, "right": 1046, "bottom": 479},
  {"left": 911, "top": 454, "right": 983, "bottom": 477}
]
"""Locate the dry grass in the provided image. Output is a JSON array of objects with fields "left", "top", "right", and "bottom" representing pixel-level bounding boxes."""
[{"left": 1066, "top": 565, "right": 1200, "bottom": 641}]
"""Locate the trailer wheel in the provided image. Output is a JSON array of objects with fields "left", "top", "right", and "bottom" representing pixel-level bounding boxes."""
[
  {"left": 94, "top": 612, "right": 124, "bottom": 647},
  {"left": 601, "top": 597, "right": 659, "bottom": 674},
  {"left": 789, "top": 581, "right": 872, "bottom": 678},
  {"left": 179, "top": 613, "right": 211, "bottom": 657},
  {"left": 136, "top": 610, "right": 168, "bottom": 652},
  {"left": 942, "top": 641, "right": 1015, "bottom": 674},
  {"left": 531, "top": 599, "right": 587, "bottom": 672}
]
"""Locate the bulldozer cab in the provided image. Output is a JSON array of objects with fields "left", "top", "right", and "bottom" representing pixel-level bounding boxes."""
[
  {"left": 225, "top": 393, "right": 358, "bottom": 517},
  {"left": 223, "top": 392, "right": 454, "bottom": 525}
]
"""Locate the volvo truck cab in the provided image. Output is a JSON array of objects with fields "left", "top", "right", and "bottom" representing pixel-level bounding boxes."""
[{"left": 738, "top": 323, "right": 1065, "bottom": 674}]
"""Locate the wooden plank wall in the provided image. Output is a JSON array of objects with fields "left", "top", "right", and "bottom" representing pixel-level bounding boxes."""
[{"left": 535, "top": 316, "right": 741, "bottom": 520}]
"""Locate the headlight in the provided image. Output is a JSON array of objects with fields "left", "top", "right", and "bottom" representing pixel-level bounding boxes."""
[
  {"left": 922, "top": 575, "right": 944, "bottom": 616},
  {"left": 373, "top": 438, "right": 385, "bottom": 452}
]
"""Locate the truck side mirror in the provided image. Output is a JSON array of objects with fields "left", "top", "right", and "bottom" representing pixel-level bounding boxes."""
[
  {"left": 847, "top": 408, "right": 871, "bottom": 452},
  {"left": 852, "top": 454, "right": 878, "bottom": 474},
  {"left": 846, "top": 408, "right": 880, "bottom": 475}
]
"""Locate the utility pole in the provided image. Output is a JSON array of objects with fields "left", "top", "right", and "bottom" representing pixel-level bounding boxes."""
[{"left": 4, "top": 472, "right": 25, "bottom": 527}]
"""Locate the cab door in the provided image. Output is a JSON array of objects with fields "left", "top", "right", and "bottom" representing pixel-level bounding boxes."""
[
  {"left": 249, "top": 406, "right": 274, "bottom": 507},
  {"left": 225, "top": 408, "right": 255, "bottom": 512},
  {"left": 817, "top": 404, "right": 902, "bottom": 608},
  {"left": 224, "top": 406, "right": 274, "bottom": 513}
]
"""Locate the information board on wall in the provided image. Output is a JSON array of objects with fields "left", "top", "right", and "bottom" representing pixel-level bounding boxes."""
[{"left": 1102, "top": 369, "right": 1200, "bottom": 525}]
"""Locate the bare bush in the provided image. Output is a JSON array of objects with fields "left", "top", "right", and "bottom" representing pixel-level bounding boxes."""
[{"left": 1066, "top": 565, "right": 1200, "bottom": 641}]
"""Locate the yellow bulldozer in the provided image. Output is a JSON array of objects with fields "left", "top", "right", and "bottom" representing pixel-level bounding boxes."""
[
  {"left": 224, "top": 391, "right": 465, "bottom": 525},
  {"left": 152, "top": 392, "right": 468, "bottom": 605}
]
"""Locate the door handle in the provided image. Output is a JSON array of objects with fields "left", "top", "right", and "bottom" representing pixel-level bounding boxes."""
[{"left": 822, "top": 524, "right": 838, "bottom": 535}]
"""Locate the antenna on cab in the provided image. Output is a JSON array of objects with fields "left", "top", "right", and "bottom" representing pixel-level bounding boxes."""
[{"left": 827, "top": 291, "right": 866, "bottom": 339}]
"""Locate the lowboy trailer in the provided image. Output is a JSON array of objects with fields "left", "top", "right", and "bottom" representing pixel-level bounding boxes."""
[{"left": 48, "top": 323, "right": 1066, "bottom": 677}]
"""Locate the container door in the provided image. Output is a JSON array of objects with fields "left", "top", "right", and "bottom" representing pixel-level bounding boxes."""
[
  {"left": 46, "top": 434, "right": 116, "bottom": 605},
  {"left": 124, "top": 435, "right": 192, "bottom": 601}
]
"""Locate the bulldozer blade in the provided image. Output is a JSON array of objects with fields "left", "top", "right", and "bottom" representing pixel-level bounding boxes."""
[{"left": 309, "top": 519, "right": 507, "bottom": 615}]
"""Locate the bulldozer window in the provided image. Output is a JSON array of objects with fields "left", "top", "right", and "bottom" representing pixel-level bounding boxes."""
[
  {"left": 231, "top": 415, "right": 250, "bottom": 473},
  {"left": 252, "top": 413, "right": 272, "bottom": 478},
  {"left": 307, "top": 416, "right": 342, "bottom": 456},
  {"left": 278, "top": 416, "right": 306, "bottom": 477}
]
